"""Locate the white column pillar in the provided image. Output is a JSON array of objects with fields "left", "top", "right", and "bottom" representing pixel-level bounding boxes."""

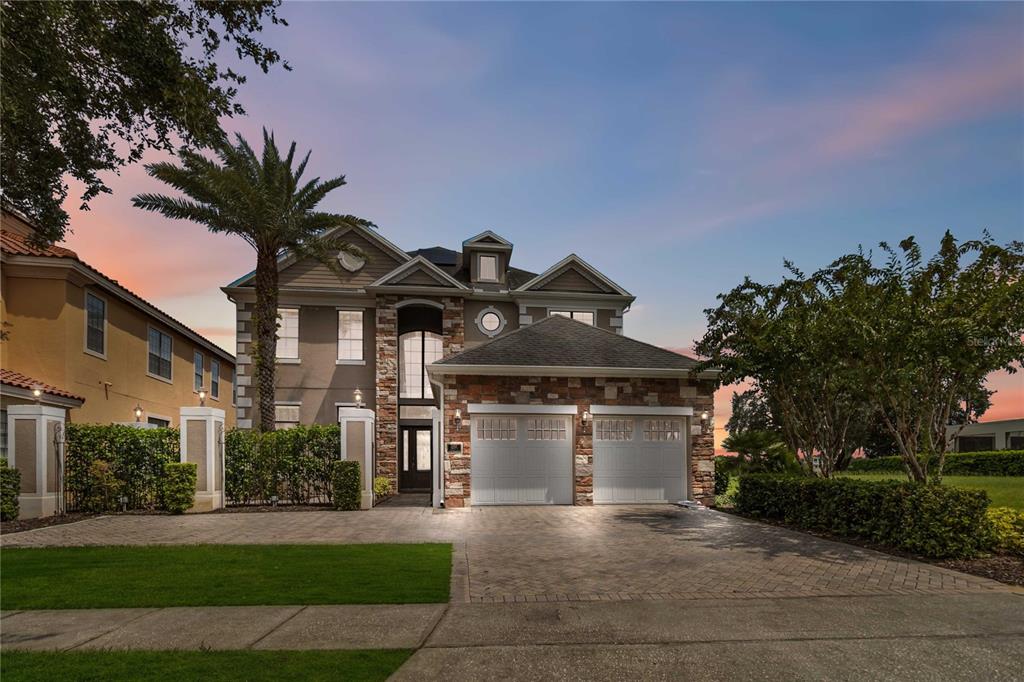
[
  {"left": 6, "top": 405, "right": 66, "bottom": 519},
  {"left": 179, "top": 406, "right": 225, "bottom": 512}
]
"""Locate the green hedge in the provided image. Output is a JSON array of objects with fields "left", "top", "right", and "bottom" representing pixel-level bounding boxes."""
[
  {"left": 1, "top": 461, "right": 20, "bottom": 521},
  {"left": 65, "top": 424, "right": 180, "bottom": 512},
  {"left": 161, "top": 463, "right": 197, "bottom": 514},
  {"left": 734, "top": 474, "right": 991, "bottom": 558},
  {"left": 225, "top": 425, "right": 340, "bottom": 505},
  {"left": 987, "top": 507, "right": 1024, "bottom": 556},
  {"left": 714, "top": 459, "right": 730, "bottom": 496},
  {"left": 847, "top": 451, "right": 1024, "bottom": 476},
  {"left": 332, "top": 461, "right": 361, "bottom": 511}
]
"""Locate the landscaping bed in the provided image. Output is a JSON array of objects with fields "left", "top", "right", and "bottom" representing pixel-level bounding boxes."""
[
  {"left": 1, "top": 649, "right": 411, "bottom": 682},
  {"left": 1, "top": 543, "right": 452, "bottom": 609},
  {"left": 0, "top": 512, "right": 99, "bottom": 535}
]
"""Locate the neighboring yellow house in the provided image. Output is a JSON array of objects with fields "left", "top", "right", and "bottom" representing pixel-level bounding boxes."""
[{"left": 1, "top": 209, "right": 235, "bottom": 431}]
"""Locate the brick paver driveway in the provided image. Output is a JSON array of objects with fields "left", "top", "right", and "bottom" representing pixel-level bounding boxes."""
[{"left": 1, "top": 506, "right": 1005, "bottom": 602}]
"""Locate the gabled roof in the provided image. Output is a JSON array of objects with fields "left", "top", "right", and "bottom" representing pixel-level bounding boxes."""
[
  {"left": 408, "top": 246, "right": 459, "bottom": 267},
  {"left": 0, "top": 369, "right": 85, "bottom": 405},
  {"left": 369, "top": 255, "right": 470, "bottom": 290},
  {"left": 462, "top": 230, "right": 513, "bottom": 249},
  {"left": 514, "top": 254, "right": 632, "bottom": 297},
  {"left": 428, "top": 315, "right": 706, "bottom": 377}
]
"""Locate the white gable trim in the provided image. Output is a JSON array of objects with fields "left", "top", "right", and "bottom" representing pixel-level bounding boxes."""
[
  {"left": 514, "top": 254, "right": 632, "bottom": 297},
  {"left": 463, "top": 230, "right": 513, "bottom": 249},
  {"left": 370, "top": 255, "right": 470, "bottom": 290}
]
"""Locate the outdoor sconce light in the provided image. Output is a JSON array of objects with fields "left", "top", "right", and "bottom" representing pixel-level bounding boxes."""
[
  {"left": 31, "top": 384, "right": 42, "bottom": 401},
  {"left": 700, "top": 411, "right": 710, "bottom": 435},
  {"left": 353, "top": 388, "right": 364, "bottom": 409},
  {"left": 582, "top": 410, "right": 592, "bottom": 432},
  {"left": 454, "top": 409, "right": 463, "bottom": 430},
  {"left": 198, "top": 388, "right": 208, "bottom": 406},
  {"left": 133, "top": 404, "right": 144, "bottom": 422}
]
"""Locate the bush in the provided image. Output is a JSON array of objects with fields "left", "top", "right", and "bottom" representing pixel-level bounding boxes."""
[
  {"left": 1, "top": 461, "right": 20, "bottom": 521},
  {"left": 161, "top": 463, "right": 197, "bottom": 514},
  {"left": 373, "top": 476, "right": 393, "bottom": 499},
  {"left": 65, "top": 424, "right": 179, "bottom": 511},
  {"left": 332, "top": 460, "right": 361, "bottom": 511},
  {"left": 714, "top": 459, "right": 730, "bottom": 496},
  {"left": 987, "top": 507, "right": 1024, "bottom": 556},
  {"left": 225, "top": 425, "right": 340, "bottom": 506},
  {"left": 847, "top": 450, "right": 1024, "bottom": 476},
  {"left": 734, "top": 474, "right": 991, "bottom": 559}
]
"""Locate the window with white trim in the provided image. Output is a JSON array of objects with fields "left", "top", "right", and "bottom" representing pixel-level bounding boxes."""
[
  {"left": 527, "top": 418, "right": 567, "bottom": 441},
  {"left": 400, "top": 331, "right": 443, "bottom": 399},
  {"left": 595, "top": 418, "right": 633, "bottom": 441},
  {"left": 277, "top": 308, "right": 299, "bottom": 359},
  {"left": 274, "top": 404, "right": 300, "bottom": 430},
  {"left": 210, "top": 359, "right": 220, "bottom": 399},
  {"left": 643, "top": 419, "right": 682, "bottom": 441},
  {"left": 148, "top": 327, "right": 172, "bottom": 380},
  {"left": 477, "top": 417, "right": 515, "bottom": 440},
  {"left": 337, "top": 310, "right": 363, "bottom": 361},
  {"left": 85, "top": 291, "right": 106, "bottom": 356},
  {"left": 147, "top": 417, "right": 170, "bottom": 428},
  {"left": 193, "top": 351, "right": 204, "bottom": 391},
  {"left": 551, "top": 310, "right": 595, "bottom": 325},
  {"left": 478, "top": 254, "right": 498, "bottom": 282}
]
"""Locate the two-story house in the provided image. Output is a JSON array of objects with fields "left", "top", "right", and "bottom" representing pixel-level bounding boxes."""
[
  {"left": 1, "top": 209, "right": 235, "bottom": 432},
  {"left": 223, "top": 226, "right": 715, "bottom": 508}
]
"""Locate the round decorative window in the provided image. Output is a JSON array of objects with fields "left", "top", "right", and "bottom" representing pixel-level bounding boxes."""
[
  {"left": 338, "top": 250, "right": 366, "bottom": 273},
  {"left": 475, "top": 306, "right": 507, "bottom": 338}
]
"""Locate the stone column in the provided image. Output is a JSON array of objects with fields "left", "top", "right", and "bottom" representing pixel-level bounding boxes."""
[
  {"left": 179, "top": 406, "right": 226, "bottom": 512},
  {"left": 5, "top": 405, "right": 66, "bottom": 519},
  {"left": 375, "top": 296, "right": 399, "bottom": 491}
]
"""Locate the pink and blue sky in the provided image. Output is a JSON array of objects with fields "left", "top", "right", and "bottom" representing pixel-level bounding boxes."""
[{"left": 59, "top": 3, "right": 1023, "bottom": 448}]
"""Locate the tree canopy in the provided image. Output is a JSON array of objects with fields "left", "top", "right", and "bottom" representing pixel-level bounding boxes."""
[{"left": 0, "top": 0, "right": 289, "bottom": 243}]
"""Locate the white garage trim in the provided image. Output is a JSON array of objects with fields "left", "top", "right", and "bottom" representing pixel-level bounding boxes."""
[
  {"left": 589, "top": 405, "right": 693, "bottom": 416},
  {"left": 467, "top": 404, "right": 578, "bottom": 415}
]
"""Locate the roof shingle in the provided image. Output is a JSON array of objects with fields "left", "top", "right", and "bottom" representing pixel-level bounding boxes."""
[{"left": 0, "top": 369, "right": 85, "bottom": 403}]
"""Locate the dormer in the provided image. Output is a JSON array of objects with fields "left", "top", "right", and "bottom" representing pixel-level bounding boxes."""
[{"left": 462, "top": 230, "right": 513, "bottom": 287}]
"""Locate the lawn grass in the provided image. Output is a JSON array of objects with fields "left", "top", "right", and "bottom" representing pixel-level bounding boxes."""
[
  {"left": 0, "top": 649, "right": 411, "bottom": 682},
  {"left": 839, "top": 473, "right": 1023, "bottom": 510},
  {"left": 0, "top": 543, "right": 451, "bottom": 610}
]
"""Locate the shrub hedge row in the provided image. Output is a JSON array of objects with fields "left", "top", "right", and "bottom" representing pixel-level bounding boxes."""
[
  {"left": 1, "top": 461, "right": 20, "bottom": 521},
  {"left": 987, "top": 507, "right": 1024, "bottom": 557},
  {"left": 734, "top": 474, "right": 991, "bottom": 558},
  {"left": 161, "top": 463, "right": 197, "bottom": 514},
  {"left": 65, "top": 424, "right": 181, "bottom": 512},
  {"left": 225, "top": 425, "right": 342, "bottom": 505},
  {"left": 847, "top": 451, "right": 1024, "bottom": 476},
  {"left": 332, "top": 461, "right": 361, "bottom": 511}
]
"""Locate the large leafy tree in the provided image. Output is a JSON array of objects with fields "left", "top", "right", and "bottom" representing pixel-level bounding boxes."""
[
  {"left": 725, "top": 387, "right": 780, "bottom": 435},
  {"left": 132, "top": 130, "right": 371, "bottom": 431},
  {"left": 1, "top": 0, "right": 289, "bottom": 243}
]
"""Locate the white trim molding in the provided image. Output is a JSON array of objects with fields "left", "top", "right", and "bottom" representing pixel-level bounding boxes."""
[
  {"left": 474, "top": 305, "right": 507, "bottom": 338},
  {"left": 394, "top": 298, "right": 446, "bottom": 310},
  {"left": 589, "top": 405, "right": 694, "bottom": 417},
  {"left": 514, "top": 253, "right": 632, "bottom": 297},
  {"left": 369, "top": 255, "right": 470, "bottom": 290},
  {"left": 429, "top": 364, "right": 719, "bottom": 379},
  {"left": 467, "top": 403, "right": 578, "bottom": 415}
]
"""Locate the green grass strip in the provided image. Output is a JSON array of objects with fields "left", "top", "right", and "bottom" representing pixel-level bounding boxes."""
[
  {"left": 1, "top": 543, "right": 451, "bottom": 609},
  {"left": 1, "top": 649, "right": 412, "bottom": 682}
]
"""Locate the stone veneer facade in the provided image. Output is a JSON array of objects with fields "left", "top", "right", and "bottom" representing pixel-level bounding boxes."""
[{"left": 441, "top": 375, "right": 715, "bottom": 508}]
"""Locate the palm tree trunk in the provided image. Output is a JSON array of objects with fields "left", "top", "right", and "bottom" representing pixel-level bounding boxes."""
[{"left": 252, "top": 248, "right": 279, "bottom": 431}]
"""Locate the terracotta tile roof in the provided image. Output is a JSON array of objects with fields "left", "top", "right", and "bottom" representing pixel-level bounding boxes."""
[
  {"left": 1, "top": 228, "right": 233, "bottom": 363},
  {"left": 0, "top": 369, "right": 85, "bottom": 403}
]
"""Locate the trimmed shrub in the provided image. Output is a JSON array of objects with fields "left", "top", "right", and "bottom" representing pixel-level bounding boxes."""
[
  {"left": 373, "top": 476, "right": 393, "bottom": 499},
  {"left": 225, "top": 425, "right": 341, "bottom": 505},
  {"left": 847, "top": 451, "right": 1024, "bottom": 476},
  {"left": 65, "top": 424, "right": 179, "bottom": 511},
  {"left": 1, "top": 461, "right": 20, "bottom": 521},
  {"left": 161, "top": 462, "right": 197, "bottom": 514},
  {"left": 332, "top": 460, "right": 361, "bottom": 511},
  {"left": 734, "top": 474, "right": 991, "bottom": 559},
  {"left": 714, "top": 459, "right": 730, "bottom": 496},
  {"left": 987, "top": 507, "right": 1024, "bottom": 556}
]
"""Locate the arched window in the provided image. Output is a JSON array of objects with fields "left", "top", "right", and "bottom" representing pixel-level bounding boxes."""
[{"left": 400, "top": 331, "right": 442, "bottom": 399}]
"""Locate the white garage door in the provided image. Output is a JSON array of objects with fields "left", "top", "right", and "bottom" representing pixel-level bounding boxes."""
[
  {"left": 593, "top": 417, "right": 686, "bottom": 504},
  {"left": 471, "top": 415, "right": 573, "bottom": 505}
]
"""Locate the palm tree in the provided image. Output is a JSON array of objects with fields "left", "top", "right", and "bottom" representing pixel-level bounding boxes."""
[{"left": 133, "top": 129, "right": 370, "bottom": 431}]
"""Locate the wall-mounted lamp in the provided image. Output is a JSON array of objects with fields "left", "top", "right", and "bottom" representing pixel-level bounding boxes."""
[
  {"left": 198, "top": 388, "right": 207, "bottom": 406},
  {"left": 581, "top": 410, "right": 592, "bottom": 433},
  {"left": 31, "top": 384, "right": 43, "bottom": 402},
  {"left": 133, "top": 404, "right": 144, "bottom": 422},
  {"left": 454, "top": 408, "right": 463, "bottom": 430},
  {"left": 700, "top": 411, "right": 710, "bottom": 435},
  {"left": 353, "top": 387, "right": 364, "bottom": 409}
]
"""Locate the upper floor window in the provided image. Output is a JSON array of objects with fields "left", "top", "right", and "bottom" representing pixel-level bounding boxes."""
[
  {"left": 148, "top": 327, "right": 172, "bottom": 380},
  {"left": 400, "top": 331, "right": 442, "bottom": 400},
  {"left": 277, "top": 308, "right": 299, "bottom": 359},
  {"left": 275, "top": 403, "right": 300, "bottom": 430},
  {"left": 85, "top": 291, "right": 106, "bottom": 356},
  {"left": 337, "top": 310, "right": 363, "bottom": 361},
  {"left": 193, "top": 351, "right": 204, "bottom": 391},
  {"left": 148, "top": 416, "right": 170, "bottom": 428},
  {"left": 478, "top": 254, "right": 498, "bottom": 282},
  {"left": 210, "top": 359, "right": 220, "bottom": 399},
  {"left": 551, "top": 310, "right": 594, "bottom": 326}
]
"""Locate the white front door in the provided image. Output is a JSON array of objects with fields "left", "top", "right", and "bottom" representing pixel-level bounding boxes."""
[
  {"left": 593, "top": 417, "right": 686, "bottom": 504},
  {"left": 470, "top": 415, "right": 573, "bottom": 505}
]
